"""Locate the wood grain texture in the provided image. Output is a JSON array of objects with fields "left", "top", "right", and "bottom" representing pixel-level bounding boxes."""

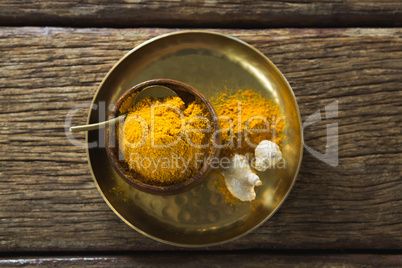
[
  {"left": 0, "top": 1, "right": 401, "bottom": 28},
  {"left": 1, "top": 253, "right": 401, "bottom": 267},
  {"left": 0, "top": 27, "right": 401, "bottom": 251}
]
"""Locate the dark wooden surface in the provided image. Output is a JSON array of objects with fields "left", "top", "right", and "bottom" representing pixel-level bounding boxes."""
[
  {"left": 1, "top": 26, "right": 401, "bottom": 250},
  {"left": 0, "top": 0, "right": 401, "bottom": 28},
  {"left": 1, "top": 0, "right": 401, "bottom": 267},
  {"left": 1, "top": 253, "right": 402, "bottom": 267}
]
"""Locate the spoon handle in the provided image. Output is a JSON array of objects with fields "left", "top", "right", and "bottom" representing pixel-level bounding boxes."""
[{"left": 69, "top": 114, "right": 127, "bottom": 132}]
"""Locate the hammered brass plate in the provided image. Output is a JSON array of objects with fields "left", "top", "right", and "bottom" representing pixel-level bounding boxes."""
[{"left": 86, "top": 31, "right": 303, "bottom": 247}]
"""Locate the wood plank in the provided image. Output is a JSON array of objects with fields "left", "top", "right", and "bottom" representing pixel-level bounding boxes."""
[
  {"left": 0, "top": 27, "right": 401, "bottom": 251},
  {"left": 0, "top": 253, "right": 401, "bottom": 267},
  {"left": 0, "top": 1, "right": 401, "bottom": 28}
]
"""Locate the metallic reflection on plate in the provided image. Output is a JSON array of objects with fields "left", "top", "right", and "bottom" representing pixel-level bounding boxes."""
[{"left": 86, "top": 31, "right": 303, "bottom": 247}]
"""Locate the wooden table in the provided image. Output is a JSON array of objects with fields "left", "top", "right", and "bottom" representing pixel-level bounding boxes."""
[{"left": 1, "top": 1, "right": 401, "bottom": 267}]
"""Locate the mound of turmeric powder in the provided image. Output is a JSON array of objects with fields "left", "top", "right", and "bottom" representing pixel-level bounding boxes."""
[
  {"left": 119, "top": 96, "right": 212, "bottom": 186},
  {"left": 211, "top": 89, "right": 285, "bottom": 158}
]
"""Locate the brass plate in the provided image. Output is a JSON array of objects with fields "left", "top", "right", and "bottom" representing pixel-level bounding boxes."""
[{"left": 86, "top": 31, "right": 303, "bottom": 247}]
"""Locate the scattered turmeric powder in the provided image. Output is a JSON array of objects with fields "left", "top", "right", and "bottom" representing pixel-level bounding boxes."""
[
  {"left": 211, "top": 89, "right": 286, "bottom": 203},
  {"left": 214, "top": 172, "right": 240, "bottom": 206}
]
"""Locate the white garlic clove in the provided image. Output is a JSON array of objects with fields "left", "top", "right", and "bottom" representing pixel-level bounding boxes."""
[
  {"left": 222, "top": 154, "right": 261, "bottom": 201},
  {"left": 254, "top": 140, "right": 282, "bottom": 172}
]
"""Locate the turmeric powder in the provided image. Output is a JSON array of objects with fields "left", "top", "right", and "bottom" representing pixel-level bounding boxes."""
[
  {"left": 211, "top": 89, "right": 285, "bottom": 157},
  {"left": 119, "top": 96, "right": 212, "bottom": 186},
  {"left": 211, "top": 89, "right": 286, "bottom": 204},
  {"left": 115, "top": 88, "right": 284, "bottom": 195}
]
